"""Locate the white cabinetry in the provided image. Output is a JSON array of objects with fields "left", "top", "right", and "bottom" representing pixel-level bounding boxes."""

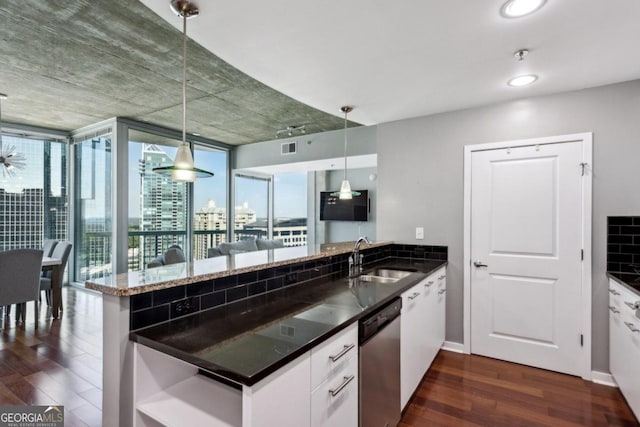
[
  {"left": 436, "top": 269, "right": 447, "bottom": 350},
  {"left": 310, "top": 324, "right": 359, "bottom": 427},
  {"left": 134, "top": 344, "right": 310, "bottom": 427},
  {"left": 400, "top": 267, "right": 446, "bottom": 409},
  {"left": 609, "top": 279, "right": 640, "bottom": 420},
  {"left": 133, "top": 323, "right": 359, "bottom": 427}
]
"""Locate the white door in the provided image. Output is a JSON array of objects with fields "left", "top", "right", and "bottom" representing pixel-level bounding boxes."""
[{"left": 470, "top": 141, "right": 584, "bottom": 376}]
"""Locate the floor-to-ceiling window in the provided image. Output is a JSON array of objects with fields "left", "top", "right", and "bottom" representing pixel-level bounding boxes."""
[
  {"left": 193, "top": 143, "right": 228, "bottom": 260},
  {"left": 67, "top": 119, "right": 231, "bottom": 279},
  {"left": 74, "top": 133, "right": 112, "bottom": 281},
  {"left": 273, "top": 172, "right": 307, "bottom": 246},
  {"left": 125, "top": 124, "right": 230, "bottom": 270},
  {"left": 0, "top": 134, "right": 68, "bottom": 251},
  {"left": 233, "top": 173, "right": 271, "bottom": 241},
  {"left": 128, "top": 130, "right": 187, "bottom": 270}
]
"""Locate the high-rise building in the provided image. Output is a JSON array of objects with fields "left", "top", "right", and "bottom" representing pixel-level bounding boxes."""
[
  {"left": 243, "top": 217, "right": 308, "bottom": 247},
  {"left": 194, "top": 200, "right": 261, "bottom": 257},
  {"left": 138, "top": 144, "right": 187, "bottom": 266},
  {"left": 0, "top": 137, "right": 68, "bottom": 253},
  {"left": 194, "top": 199, "right": 227, "bottom": 259},
  {"left": 0, "top": 188, "right": 44, "bottom": 251}
]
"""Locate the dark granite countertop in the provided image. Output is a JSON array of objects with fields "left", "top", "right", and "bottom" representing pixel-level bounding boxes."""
[
  {"left": 130, "top": 258, "right": 446, "bottom": 386},
  {"left": 607, "top": 272, "right": 640, "bottom": 297}
]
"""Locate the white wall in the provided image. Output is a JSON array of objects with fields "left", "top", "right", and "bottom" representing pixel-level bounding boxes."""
[
  {"left": 377, "top": 79, "right": 640, "bottom": 372},
  {"left": 234, "top": 125, "right": 377, "bottom": 169}
]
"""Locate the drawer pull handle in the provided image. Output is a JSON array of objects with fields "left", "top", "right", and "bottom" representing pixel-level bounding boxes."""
[
  {"left": 438, "top": 289, "right": 446, "bottom": 295},
  {"left": 408, "top": 292, "right": 420, "bottom": 300},
  {"left": 609, "top": 289, "right": 620, "bottom": 296},
  {"left": 624, "top": 301, "right": 640, "bottom": 311},
  {"left": 329, "top": 375, "right": 355, "bottom": 397},
  {"left": 624, "top": 322, "right": 640, "bottom": 333},
  {"left": 329, "top": 344, "right": 355, "bottom": 362},
  {"left": 424, "top": 281, "right": 434, "bottom": 288},
  {"left": 438, "top": 275, "right": 445, "bottom": 280},
  {"left": 609, "top": 306, "right": 620, "bottom": 314}
]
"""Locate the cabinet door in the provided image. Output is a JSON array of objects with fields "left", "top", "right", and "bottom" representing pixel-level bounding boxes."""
[
  {"left": 614, "top": 281, "right": 640, "bottom": 420},
  {"left": 609, "top": 281, "right": 625, "bottom": 382},
  {"left": 436, "top": 269, "right": 446, "bottom": 348},
  {"left": 243, "top": 352, "right": 311, "bottom": 427},
  {"left": 401, "top": 285, "right": 423, "bottom": 409},
  {"left": 421, "top": 275, "right": 439, "bottom": 371}
]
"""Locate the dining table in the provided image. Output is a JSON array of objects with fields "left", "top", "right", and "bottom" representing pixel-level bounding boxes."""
[{"left": 42, "top": 256, "right": 63, "bottom": 319}]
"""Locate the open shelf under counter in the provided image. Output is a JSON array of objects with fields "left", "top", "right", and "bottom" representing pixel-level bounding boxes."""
[{"left": 137, "top": 374, "right": 241, "bottom": 427}]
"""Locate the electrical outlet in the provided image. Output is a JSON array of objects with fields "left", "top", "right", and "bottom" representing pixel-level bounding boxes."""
[
  {"left": 285, "top": 272, "right": 297, "bottom": 285},
  {"left": 416, "top": 227, "right": 424, "bottom": 240},
  {"left": 172, "top": 297, "right": 197, "bottom": 317}
]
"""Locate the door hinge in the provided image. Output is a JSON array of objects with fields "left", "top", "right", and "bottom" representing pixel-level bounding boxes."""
[
  {"left": 581, "top": 249, "right": 584, "bottom": 261},
  {"left": 580, "top": 334, "right": 584, "bottom": 347}
]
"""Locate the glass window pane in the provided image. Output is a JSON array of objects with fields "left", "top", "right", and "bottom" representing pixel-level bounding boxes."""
[
  {"left": 193, "top": 144, "right": 227, "bottom": 260},
  {"left": 274, "top": 172, "right": 307, "bottom": 247},
  {"left": 0, "top": 135, "right": 68, "bottom": 251},
  {"left": 234, "top": 175, "right": 268, "bottom": 241},
  {"left": 128, "top": 130, "right": 186, "bottom": 271},
  {"left": 74, "top": 135, "right": 111, "bottom": 281}
]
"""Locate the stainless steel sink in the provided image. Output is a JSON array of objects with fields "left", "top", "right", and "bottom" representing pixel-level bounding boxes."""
[
  {"left": 366, "top": 268, "right": 414, "bottom": 280},
  {"left": 357, "top": 274, "right": 400, "bottom": 284}
]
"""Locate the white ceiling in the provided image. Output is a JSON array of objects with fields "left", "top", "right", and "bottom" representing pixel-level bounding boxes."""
[{"left": 141, "top": 0, "right": 640, "bottom": 126}]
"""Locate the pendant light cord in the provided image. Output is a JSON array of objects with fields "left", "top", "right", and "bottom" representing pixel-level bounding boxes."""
[
  {"left": 343, "top": 109, "right": 348, "bottom": 181},
  {"left": 182, "top": 13, "right": 187, "bottom": 147}
]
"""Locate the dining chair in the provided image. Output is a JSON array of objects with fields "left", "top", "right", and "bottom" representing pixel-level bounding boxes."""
[
  {"left": 42, "top": 239, "right": 58, "bottom": 257},
  {"left": 40, "top": 241, "right": 72, "bottom": 308},
  {"left": 0, "top": 249, "right": 43, "bottom": 327}
]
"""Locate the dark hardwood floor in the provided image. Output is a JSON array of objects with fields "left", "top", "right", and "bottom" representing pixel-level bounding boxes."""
[
  {"left": 0, "top": 287, "right": 636, "bottom": 427},
  {"left": 0, "top": 287, "right": 102, "bottom": 427},
  {"left": 401, "top": 351, "right": 639, "bottom": 427}
]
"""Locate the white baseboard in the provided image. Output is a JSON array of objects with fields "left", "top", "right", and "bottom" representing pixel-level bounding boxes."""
[
  {"left": 591, "top": 371, "right": 617, "bottom": 387},
  {"left": 441, "top": 341, "right": 465, "bottom": 354}
]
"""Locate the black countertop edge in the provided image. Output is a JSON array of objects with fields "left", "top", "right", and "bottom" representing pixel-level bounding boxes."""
[
  {"left": 130, "top": 259, "right": 447, "bottom": 387},
  {"left": 607, "top": 272, "right": 640, "bottom": 297}
]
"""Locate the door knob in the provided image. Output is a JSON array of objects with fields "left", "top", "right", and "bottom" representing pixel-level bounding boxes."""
[{"left": 473, "top": 260, "right": 488, "bottom": 268}]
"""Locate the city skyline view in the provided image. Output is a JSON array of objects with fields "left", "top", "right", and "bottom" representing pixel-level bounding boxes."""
[{"left": 128, "top": 142, "right": 307, "bottom": 219}]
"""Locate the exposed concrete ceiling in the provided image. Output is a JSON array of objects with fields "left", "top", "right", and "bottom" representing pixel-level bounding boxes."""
[
  {"left": 144, "top": 0, "right": 640, "bottom": 126},
  {"left": 0, "top": 0, "right": 352, "bottom": 145}
]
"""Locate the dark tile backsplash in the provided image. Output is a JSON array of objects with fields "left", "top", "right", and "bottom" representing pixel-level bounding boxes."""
[
  {"left": 129, "top": 243, "right": 447, "bottom": 330},
  {"left": 607, "top": 216, "right": 640, "bottom": 273}
]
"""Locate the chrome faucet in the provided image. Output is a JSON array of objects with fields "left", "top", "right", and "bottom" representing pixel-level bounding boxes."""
[{"left": 349, "top": 236, "right": 372, "bottom": 277}]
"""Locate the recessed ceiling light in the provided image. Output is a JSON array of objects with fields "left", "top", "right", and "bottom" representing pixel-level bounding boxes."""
[
  {"left": 500, "top": 0, "right": 547, "bottom": 18},
  {"left": 507, "top": 74, "right": 538, "bottom": 87}
]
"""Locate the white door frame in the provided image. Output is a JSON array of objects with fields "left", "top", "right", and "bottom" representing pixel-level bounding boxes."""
[
  {"left": 232, "top": 170, "right": 274, "bottom": 240},
  {"left": 462, "top": 132, "right": 593, "bottom": 380}
]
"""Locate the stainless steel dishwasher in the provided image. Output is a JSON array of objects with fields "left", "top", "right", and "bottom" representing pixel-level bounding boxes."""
[{"left": 359, "top": 297, "right": 402, "bottom": 427}]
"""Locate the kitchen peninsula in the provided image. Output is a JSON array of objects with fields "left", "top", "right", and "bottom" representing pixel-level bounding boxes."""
[{"left": 86, "top": 241, "right": 448, "bottom": 427}]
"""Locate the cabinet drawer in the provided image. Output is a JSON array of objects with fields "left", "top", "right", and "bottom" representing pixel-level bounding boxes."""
[
  {"left": 311, "top": 355, "right": 358, "bottom": 427},
  {"left": 311, "top": 323, "right": 358, "bottom": 390}
]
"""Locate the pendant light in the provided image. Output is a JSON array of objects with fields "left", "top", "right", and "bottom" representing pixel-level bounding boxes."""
[
  {"left": 0, "top": 94, "right": 26, "bottom": 178},
  {"left": 331, "top": 106, "right": 360, "bottom": 200},
  {"left": 153, "top": 0, "right": 213, "bottom": 182}
]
